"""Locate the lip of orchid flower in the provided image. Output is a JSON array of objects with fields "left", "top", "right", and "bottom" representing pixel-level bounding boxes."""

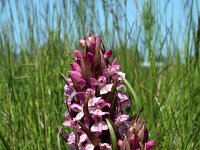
[
  {"left": 61, "top": 32, "right": 154, "bottom": 150},
  {"left": 115, "top": 114, "right": 129, "bottom": 126}
]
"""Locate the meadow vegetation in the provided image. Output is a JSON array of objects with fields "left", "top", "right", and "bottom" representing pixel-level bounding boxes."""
[{"left": 0, "top": 0, "right": 200, "bottom": 149}]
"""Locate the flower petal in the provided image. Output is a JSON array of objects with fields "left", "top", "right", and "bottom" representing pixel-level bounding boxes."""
[
  {"left": 85, "top": 143, "right": 95, "bottom": 150},
  {"left": 100, "top": 84, "right": 113, "bottom": 95},
  {"left": 116, "top": 82, "right": 125, "bottom": 90},
  {"left": 104, "top": 50, "right": 112, "bottom": 59},
  {"left": 66, "top": 91, "right": 77, "bottom": 105},
  {"left": 96, "top": 99, "right": 111, "bottom": 108},
  {"left": 79, "top": 39, "right": 85, "bottom": 47},
  {"left": 79, "top": 133, "right": 87, "bottom": 143},
  {"left": 91, "top": 121, "right": 108, "bottom": 132},
  {"left": 117, "top": 71, "right": 125, "bottom": 79},
  {"left": 89, "top": 108, "right": 109, "bottom": 117},
  {"left": 71, "top": 62, "right": 81, "bottom": 72},
  {"left": 100, "top": 143, "right": 112, "bottom": 150},
  {"left": 74, "top": 110, "right": 84, "bottom": 121},
  {"left": 64, "top": 85, "right": 74, "bottom": 96},
  {"left": 118, "top": 92, "right": 130, "bottom": 108},
  {"left": 146, "top": 140, "right": 154, "bottom": 150},
  {"left": 67, "top": 132, "right": 75, "bottom": 144},
  {"left": 88, "top": 97, "right": 101, "bottom": 107},
  {"left": 69, "top": 71, "right": 86, "bottom": 86},
  {"left": 90, "top": 78, "right": 99, "bottom": 85},
  {"left": 74, "top": 50, "right": 83, "bottom": 57},
  {"left": 115, "top": 114, "right": 129, "bottom": 126},
  {"left": 62, "top": 120, "right": 75, "bottom": 127},
  {"left": 70, "top": 104, "right": 82, "bottom": 112}
]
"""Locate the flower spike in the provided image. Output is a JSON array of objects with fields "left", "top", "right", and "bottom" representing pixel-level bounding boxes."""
[{"left": 61, "top": 33, "right": 154, "bottom": 150}]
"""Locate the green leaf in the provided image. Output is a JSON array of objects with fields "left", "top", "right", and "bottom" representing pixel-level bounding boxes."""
[
  {"left": 123, "top": 78, "right": 139, "bottom": 109},
  {"left": 106, "top": 118, "right": 118, "bottom": 150}
]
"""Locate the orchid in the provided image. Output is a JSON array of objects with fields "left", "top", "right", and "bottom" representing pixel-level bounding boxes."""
[{"left": 60, "top": 32, "right": 154, "bottom": 150}]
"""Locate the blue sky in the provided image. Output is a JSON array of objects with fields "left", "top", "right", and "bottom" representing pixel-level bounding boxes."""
[{"left": 0, "top": 0, "right": 199, "bottom": 54}]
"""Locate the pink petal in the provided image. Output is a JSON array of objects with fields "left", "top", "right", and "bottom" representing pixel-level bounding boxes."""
[
  {"left": 64, "top": 111, "right": 71, "bottom": 118},
  {"left": 79, "top": 39, "right": 85, "bottom": 47},
  {"left": 100, "top": 143, "right": 112, "bottom": 150},
  {"left": 71, "top": 62, "right": 81, "bottom": 72},
  {"left": 91, "top": 121, "right": 108, "bottom": 132},
  {"left": 99, "top": 121, "right": 108, "bottom": 131},
  {"left": 100, "top": 84, "right": 113, "bottom": 95},
  {"left": 67, "top": 132, "right": 75, "bottom": 144},
  {"left": 73, "top": 50, "right": 83, "bottom": 58},
  {"left": 86, "top": 88, "right": 95, "bottom": 97},
  {"left": 130, "top": 134, "right": 136, "bottom": 148},
  {"left": 85, "top": 143, "right": 95, "bottom": 150},
  {"left": 90, "top": 78, "right": 99, "bottom": 85},
  {"left": 95, "top": 35, "right": 102, "bottom": 44},
  {"left": 116, "top": 82, "right": 125, "bottom": 90},
  {"left": 74, "top": 110, "right": 84, "bottom": 121},
  {"left": 70, "top": 104, "right": 82, "bottom": 112},
  {"left": 69, "top": 71, "right": 86, "bottom": 85},
  {"left": 62, "top": 120, "right": 75, "bottom": 127},
  {"left": 96, "top": 99, "right": 111, "bottom": 108},
  {"left": 66, "top": 91, "right": 77, "bottom": 105},
  {"left": 89, "top": 108, "right": 109, "bottom": 117},
  {"left": 98, "top": 76, "right": 107, "bottom": 83},
  {"left": 120, "top": 99, "right": 130, "bottom": 108},
  {"left": 104, "top": 50, "right": 112, "bottom": 59},
  {"left": 107, "top": 68, "right": 117, "bottom": 75},
  {"left": 118, "top": 92, "right": 128, "bottom": 101},
  {"left": 118, "top": 140, "right": 123, "bottom": 148},
  {"left": 79, "top": 133, "right": 87, "bottom": 143},
  {"left": 118, "top": 92, "right": 130, "bottom": 108},
  {"left": 115, "top": 114, "right": 129, "bottom": 126},
  {"left": 146, "top": 140, "right": 154, "bottom": 150},
  {"left": 69, "top": 70, "right": 82, "bottom": 79},
  {"left": 64, "top": 85, "right": 73, "bottom": 96},
  {"left": 117, "top": 71, "right": 125, "bottom": 79},
  {"left": 88, "top": 97, "right": 101, "bottom": 107},
  {"left": 111, "top": 64, "right": 120, "bottom": 70},
  {"left": 65, "top": 78, "right": 73, "bottom": 86}
]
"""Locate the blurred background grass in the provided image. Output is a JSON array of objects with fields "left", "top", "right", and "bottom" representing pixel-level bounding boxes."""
[{"left": 0, "top": 0, "right": 200, "bottom": 149}]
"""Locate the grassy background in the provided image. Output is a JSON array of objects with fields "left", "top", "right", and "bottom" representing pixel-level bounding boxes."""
[{"left": 0, "top": 0, "right": 200, "bottom": 149}]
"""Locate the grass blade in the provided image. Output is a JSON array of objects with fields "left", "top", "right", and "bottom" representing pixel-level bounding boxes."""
[
  {"left": 0, "top": 131, "right": 11, "bottom": 150},
  {"left": 123, "top": 78, "right": 139, "bottom": 109}
]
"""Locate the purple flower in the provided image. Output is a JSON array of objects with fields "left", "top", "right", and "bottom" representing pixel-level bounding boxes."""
[{"left": 61, "top": 32, "right": 154, "bottom": 150}]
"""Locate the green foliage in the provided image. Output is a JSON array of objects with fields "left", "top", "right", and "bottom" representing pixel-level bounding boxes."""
[
  {"left": 0, "top": 0, "right": 200, "bottom": 149},
  {"left": 106, "top": 119, "right": 118, "bottom": 150}
]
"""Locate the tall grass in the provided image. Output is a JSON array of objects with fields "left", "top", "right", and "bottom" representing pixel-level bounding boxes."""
[{"left": 0, "top": 0, "right": 200, "bottom": 149}]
